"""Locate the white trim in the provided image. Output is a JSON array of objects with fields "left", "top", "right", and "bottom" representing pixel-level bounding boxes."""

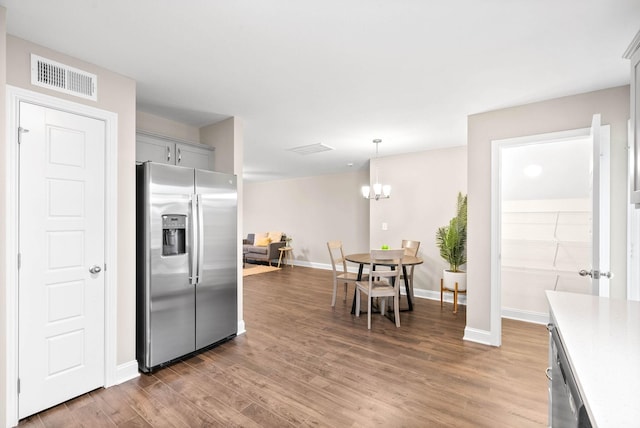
[
  {"left": 103, "top": 97, "right": 119, "bottom": 388},
  {"left": 116, "top": 361, "right": 139, "bottom": 385},
  {"left": 628, "top": 204, "right": 640, "bottom": 301},
  {"left": 4, "top": 88, "right": 20, "bottom": 428},
  {"left": 5, "top": 86, "right": 118, "bottom": 427},
  {"left": 490, "top": 127, "right": 593, "bottom": 350},
  {"left": 501, "top": 307, "right": 549, "bottom": 325},
  {"left": 237, "top": 320, "right": 246, "bottom": 335},
  {"left": 290, "top": 260, "right": 362, "bottom": 274},
  {"left": 490, "top": 137, "right": 502, "bottom": 347},
  {"left": 463, "top": 327, "right": 494, "bottom": 345},
  {"left": 412, "top": 288, "right": 467, "bottom": 306},
  {"left": 597, "top": 121, "right": 611, "bottom": 297},
  {"left": 628, "top": 119, "right": 640, "bottom": 301}
]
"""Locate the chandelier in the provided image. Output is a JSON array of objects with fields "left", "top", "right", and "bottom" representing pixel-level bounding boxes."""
[{"left": 361, "top": 139, "right": 391, "bottom": 200}]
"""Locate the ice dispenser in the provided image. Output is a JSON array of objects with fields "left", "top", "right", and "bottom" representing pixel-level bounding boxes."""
[{"left": 162, "top": 214, "right": 186, "bottom": 256}]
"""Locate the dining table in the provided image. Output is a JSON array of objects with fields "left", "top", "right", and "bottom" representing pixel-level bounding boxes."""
[{"left": 344, "top": 252, "right": 423, "bottom": 314}]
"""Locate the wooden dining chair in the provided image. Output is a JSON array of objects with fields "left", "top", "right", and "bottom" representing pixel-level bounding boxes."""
[
  {"left": 327, "top": 240, "right": 363, "bottom": 307},
  {"left": 400, "top": 239, "right": 420, "bottom": 299},
  {"left": 355, "top": 249, "right": 404, "bottom": 329}
]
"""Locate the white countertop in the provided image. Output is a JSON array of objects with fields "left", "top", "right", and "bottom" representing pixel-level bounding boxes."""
[{"left": 546, "top": 291, "right": 640, "bottom": 427}]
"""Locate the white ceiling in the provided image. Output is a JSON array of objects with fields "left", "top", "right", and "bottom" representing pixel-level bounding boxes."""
[{"left": 1, "top": 0, "right": 638, "bottom": 182}]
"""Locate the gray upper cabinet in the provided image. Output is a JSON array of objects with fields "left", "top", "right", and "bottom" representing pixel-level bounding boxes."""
[
  {"left": 625, "top": 30, "right": 640, "bottom": 205},
  {"left": 136, "top": 131, "right": 215, "bottom": 171}
]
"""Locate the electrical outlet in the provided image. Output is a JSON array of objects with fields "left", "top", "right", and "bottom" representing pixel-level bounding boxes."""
[{"left": 382, "top": 222, "right": 388, "bottom": 230}]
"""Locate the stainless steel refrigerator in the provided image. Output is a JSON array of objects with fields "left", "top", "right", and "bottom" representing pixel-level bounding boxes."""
[{"left": 136, "top": 162, "right": 237, "bottom": 373}]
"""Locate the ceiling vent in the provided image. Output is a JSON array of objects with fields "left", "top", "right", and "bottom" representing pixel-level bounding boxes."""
[
  {"left": 288, "top": 143, "right": 334, "bottom": 155},
  {"left": 31, "top": 54, "right": 97, "bottom": 101}
]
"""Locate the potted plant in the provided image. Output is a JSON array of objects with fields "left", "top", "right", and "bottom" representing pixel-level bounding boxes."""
[{"left": 436, "top": 192, "right": 467, "bottom": 292}]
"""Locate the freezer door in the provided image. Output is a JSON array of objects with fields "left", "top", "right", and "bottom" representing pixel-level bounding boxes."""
[
  {"left": 139, "top": 163, "right": 196, "bottom": 370},
  {"left": 195, "top": 169, "right": 238, "bottom": 349}
]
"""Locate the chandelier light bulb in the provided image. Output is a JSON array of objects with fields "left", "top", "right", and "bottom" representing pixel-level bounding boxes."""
[{"left": 361, "top": 139, "right": 391, "bottom": 200}]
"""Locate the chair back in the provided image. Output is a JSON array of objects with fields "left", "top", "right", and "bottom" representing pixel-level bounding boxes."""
[
  {"left": 327, "top": 240, "right": 348, "bottom": 274},
  {"left": 369, "top": 249, "right": 404, "bottom": 288},
  {"left": 401, "top": 239, "right": 420, "bottom": 257}
]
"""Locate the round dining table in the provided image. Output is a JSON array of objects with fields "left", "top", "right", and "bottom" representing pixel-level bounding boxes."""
[{"left": 344, "top": 253, "right": 423, "bottom": 313}]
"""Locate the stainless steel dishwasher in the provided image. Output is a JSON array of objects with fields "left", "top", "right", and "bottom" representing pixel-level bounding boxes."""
[{"left": 547, "top": 323, "right": 592, "bottom": 428}]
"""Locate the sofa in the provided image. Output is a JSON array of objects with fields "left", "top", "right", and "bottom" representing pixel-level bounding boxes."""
[{"left": 243, "top": 232, "right": 287, "bottom": 266}]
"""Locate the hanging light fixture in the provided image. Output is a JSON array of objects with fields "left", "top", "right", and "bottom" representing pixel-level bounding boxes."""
[{"left": 361, "top": 139, "right": 391, "bottom": 200}]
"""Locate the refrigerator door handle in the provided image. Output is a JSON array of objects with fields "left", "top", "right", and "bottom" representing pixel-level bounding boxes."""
[
  {"left": 197, "top": 194, "right": 205, "bottom": 284},
  {"left": 189, "top": 195, "right": 198, "bottom": 285}
]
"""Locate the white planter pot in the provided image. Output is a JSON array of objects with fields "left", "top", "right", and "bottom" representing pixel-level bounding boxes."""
[{"left": 442, "top": 269, "right": 467, "bottom": 292}]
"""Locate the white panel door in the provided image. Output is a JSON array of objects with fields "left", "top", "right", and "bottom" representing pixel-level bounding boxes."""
[
  {"left": 18, "top": 102, "right": 106, "bottom": 418},
  {"left": 583, "top": 114, "right": 612, "bottom": 296}
]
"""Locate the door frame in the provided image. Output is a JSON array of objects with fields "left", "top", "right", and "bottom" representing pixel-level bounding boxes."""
[
  {"left": 4, "top": 85, "right": 118, "bottom": 426},
  {"left": 490, "top": 124, "right": 610, "bottom": 344}
]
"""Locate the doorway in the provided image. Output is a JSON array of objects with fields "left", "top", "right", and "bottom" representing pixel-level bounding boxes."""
[
  {"left": 5, "top": 86, "right": 119, "bottom": 426},
  {"left": 500, "top": 137, "right": 593, "bottom": 323},
  {"left": 490, "top": 118, "right": 610, "bottom": 342}
]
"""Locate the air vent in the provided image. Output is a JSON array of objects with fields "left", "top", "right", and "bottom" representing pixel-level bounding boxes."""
[
  {"left": 288, "top": 143, "right": 334, "bottom": 155},
  {"left": 31, "top": 54, "right": 97, "bottom": 101}
]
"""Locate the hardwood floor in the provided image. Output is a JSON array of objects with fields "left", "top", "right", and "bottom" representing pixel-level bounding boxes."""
[{"left": 19, "top": 266, "right": 549, "bottom": 427}]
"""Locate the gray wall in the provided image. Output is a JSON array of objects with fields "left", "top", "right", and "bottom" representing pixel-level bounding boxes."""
[
  {"left": 137, "top": 110, "right": 201, "bottom": 142},
  {"left": 370, "top": 146, "right": 468, "bottom": 293},
  {"left": 244, "top": 169, "right": 370, "bottom": 266},
  {"left": 243, "top": 145, "right": 468, "bottom": 298},
  {"left": 467, "top": 85, "right": 630, "bottom": 337}
]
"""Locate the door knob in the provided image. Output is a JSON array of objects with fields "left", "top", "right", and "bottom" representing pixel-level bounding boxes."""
[
  {"left": 579, "top": 269, "right": 613, "bottom": 279},
  {"left": 89, "top": 265, "right": 102, "bottom": 274}
]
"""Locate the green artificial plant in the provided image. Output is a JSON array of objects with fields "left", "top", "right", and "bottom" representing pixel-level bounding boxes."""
[{"left": 435, "top": 192, "right": 468, "bottom": 272}]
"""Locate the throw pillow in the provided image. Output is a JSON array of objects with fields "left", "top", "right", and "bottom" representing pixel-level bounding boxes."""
[
  {"left": 267, "top": 231, "right": 282, "bottom": 242},
  {"left": 253, "top": 232, "right": 268, "bottom": 244},
  {"left": 255, "top": 237, "right": 272, "bottom": 246}
]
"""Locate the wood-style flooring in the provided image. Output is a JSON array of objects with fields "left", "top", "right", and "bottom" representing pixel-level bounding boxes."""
[{"left": 19, "top": 266, "right": 549, "bottom": 427}]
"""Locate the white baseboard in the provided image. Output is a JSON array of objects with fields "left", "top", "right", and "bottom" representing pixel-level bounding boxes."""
[
  {"left": 463, "top": 326, "right": 496, "bottom": 345},
  {"left": 502, "top": 307, "right": 549, "bottom": 325},
  {"left": 237, "top": 320, "right": 246, "bottom": 335},
  {"left": 285, "top": 260, "right": 364, "bottom": 274},
  {"left": 411, "top": 288, "right": 467, "bottom": 306},
  {"left": 116, "top": 360, "right": 139, "bottom": 384}
]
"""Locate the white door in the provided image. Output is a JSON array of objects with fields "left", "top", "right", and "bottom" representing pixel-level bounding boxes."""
[
  {"left": 18, "top": 102, "right": 106, "bottom": 418},
  {"left": 580, "top": 114, "right": 612, "bottom": 296}
]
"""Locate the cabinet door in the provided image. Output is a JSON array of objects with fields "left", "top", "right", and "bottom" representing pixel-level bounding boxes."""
[
  {"left": 632, "top": 48, "right": 640, "bottom": 204},
  {"left": 136, "top": 134, "right": 172, "bottom": 165},
  {"left": 625, "top": 30, "right": 640, "bottom": 204},
  {"left": 176, "top": 142, "right": 215, "bottom": 170}
]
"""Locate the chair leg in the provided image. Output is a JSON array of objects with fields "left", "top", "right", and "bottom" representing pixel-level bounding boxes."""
[
  {"left": 453, "top": 282, "right": 458, "bottom": 314},
  {"left": 367, "top": 296, "right": 372, "bottom": 329},
  {"left": 355, "top": 289, "right": 361, "bottom": 316},
  {"left": 331, "top": 278, "right": 338, "bottom": 307},
  {"left": 380, "top": 298, "right": 386, "bottom": 316},
  {"left": 343, "top": 282, "right": 348, "bottom": 301},
  {"left": 409, "top": 275, "right": 415, "bottom": 300},
  {"left": 394, "top": 295, "right": 400, "bottom": 327},
  {"left": 440, "top": 278, "right": 444, "bottom": 309}
]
